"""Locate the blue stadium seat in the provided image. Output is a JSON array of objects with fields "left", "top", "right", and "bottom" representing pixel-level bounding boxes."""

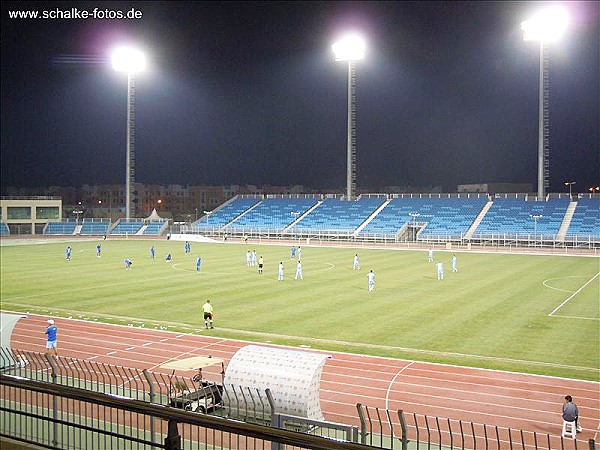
[
  {"left": 293, "top": 197, "right": 385, "bottom": 233},
  {"left": 80, "top": 220, "right": 110, "bottom": 235},
  {"left": 360, "top": 197, "right": 487, "bottom": 238},
  {"left": 565, "top": 198, "right": 600, "bottom": 239},
  {"left": 0, "top": 222, "right": 10, "bottom": 236},
  {"left": 109, "top": 221, "right": 145, "bottom": 235},
  {"left": 227, "top": 198, "right": 319, "bottom": 231},
  {"left": 143, "top": 221, "right": 167, "bottom": 235},
  {"left": 474, "top": 198, "right": 570, "bottom": 238},
  {"left": 194, "top": 197, "right": 262, "bottom": 229},
  {"left": 44, "top": 221, "right": 77, "bottom": 235}
]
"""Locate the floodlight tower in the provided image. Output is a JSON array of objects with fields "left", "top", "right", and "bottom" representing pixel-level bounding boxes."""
[
  {"left": 333, "top": 34, "right": 365, "bottom": 201},
  {"left": 112, "top": 47, "right": 146, "bottom": 219},
  {"left": 521, "top": 7, "right": 568, "bottom": 200}
]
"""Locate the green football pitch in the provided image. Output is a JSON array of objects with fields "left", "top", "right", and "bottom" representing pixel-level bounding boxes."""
[{"left": 1, "top": 238, "right": 598, "bottom": 381}]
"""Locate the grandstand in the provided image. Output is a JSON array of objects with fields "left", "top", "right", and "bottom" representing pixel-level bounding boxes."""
[
  {"left": 291, "top": 196, "right": 386, "bottom": 234},
  {"left": 472, "top": 196, "right": 570, "bottom": 239},
  {"left": 43, "top": 220, "right": 77, "bottom": 235},
  {"left": 224, "top": 196, "right": 320, "bottom": 232},
  {"left": 358, "top": 195, "right": 488, "bottom": 239},
  {"left": 143, "top": 220, "right": 168, "bottom": 235},
  {"left": 193, "top": 197, "right": 262, "bottom": 229},
  {"left": 79, "top": 219, "right": 111, "bottom": 236},
  {"left": 18, "top": 192, "right": 598, "bottom": 248},
  {"left": 109, "top": 219, "right": 145, "bottom": 235},
  {"left": 181, "top": 192, "right": 599, "bottom": 248},
  {"left": 565, "top": 197, "right": 600, "bottom": 240}
]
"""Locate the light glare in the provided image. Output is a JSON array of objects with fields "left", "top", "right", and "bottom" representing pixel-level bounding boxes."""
[
  {"left": 332, "top": 34, "right": 366, "bottom": 61},
  {"left": 111, "top": 47, "right": 146, "bottom": 73},
  {"left": 521, "top": 6, "right": 569, "bottom": 42}
]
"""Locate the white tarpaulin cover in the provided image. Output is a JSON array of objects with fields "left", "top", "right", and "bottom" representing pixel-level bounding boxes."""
[
  {"left": 223, "top": 345, "right": 330, "bottom": 420},
  {"left": 0, "top": 312, "right": 27, "bottom": 369}
]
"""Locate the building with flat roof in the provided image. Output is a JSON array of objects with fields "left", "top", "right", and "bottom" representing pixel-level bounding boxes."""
[{"left": 0, "top": 197, "right": 62, "bottom": 235}]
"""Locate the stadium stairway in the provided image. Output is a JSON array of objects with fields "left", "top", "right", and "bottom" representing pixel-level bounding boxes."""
[
  {"left": 556, "top": 201, "right": 577, "bottom": 241},
  {"left": 463, "top": 200, "right": 493, "bottom": 239},
  {"left": 223, "top": 200, "right": 263, "bottom": 229},
  {"left": 283, "top": 201, "right": 323, "bottom": 232},
  {"left": 353, "top": 199, "right": 391, "bottom": 236},
  {"left": 137, "top": 225, "right": 148, "bottom": 235}
]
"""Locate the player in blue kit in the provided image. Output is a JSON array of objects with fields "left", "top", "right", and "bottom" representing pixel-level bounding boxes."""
[{"left": 45, "top": 319, "right": 59, "bottom": 359}]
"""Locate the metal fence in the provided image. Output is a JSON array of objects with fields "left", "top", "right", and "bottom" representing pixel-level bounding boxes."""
[
  {"left": 1, "top": 349, "right": 595, "bottom": 450},
  {"left": 356, "top": 404, "right": 596, "bottom": 450}
]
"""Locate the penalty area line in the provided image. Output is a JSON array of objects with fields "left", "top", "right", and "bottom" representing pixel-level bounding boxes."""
[{"left": 548, "top": 272, "right": 599, "bottom": 317}]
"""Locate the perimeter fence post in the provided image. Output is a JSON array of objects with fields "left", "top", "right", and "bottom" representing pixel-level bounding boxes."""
[
  {"left": 397, "top": 410, "right": 409, "bottom": 450},
  {"left": 270, "top": 413, "right": 283, "bottom": 450},
  {"left": 589, "top": 439, "right": 596, "bottom": 450},
  {"left": 45, "top": 353, "right": 59, "bottom": 447},
  {"left": 356, "top": 403, "right": 368, "bottom": 445},
  {"left": 142, "top": 369, "right": 156, "bottom": 446},
  {"left": 164, "top": 419, "right": 181, "bottom": 450}
]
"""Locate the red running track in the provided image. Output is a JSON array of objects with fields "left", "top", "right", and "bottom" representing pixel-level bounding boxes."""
[{"left": 8, "top": 314, "right": 599, "bottom": 444}]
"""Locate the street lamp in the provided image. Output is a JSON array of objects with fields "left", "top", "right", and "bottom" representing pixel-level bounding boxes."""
[
  {"left": 529, "top": 214, "right": 543, "bottom": 239},
  {"left": 408, "top": 212, "right": 421, "bottom": 226},
  {"left": 203, "top": 210, "right": 212, "bottom": 225},
  {"left": 521, "top": 6, "right": 569, "bottom": 200},
  {"left": 73, "top": 202, "right": 83, "bottom": 224},
  {"left": 408, "top": 212, "right": 421, "bottom": 242},
  {"left": 112, "top": 46, "right": 146, "bottom": 220},
  {"left": 564, "top": 181, "right": 576, "bottom": 199},
  {"left": 333, "top": 33, "right": 366, "bottom": 201}
]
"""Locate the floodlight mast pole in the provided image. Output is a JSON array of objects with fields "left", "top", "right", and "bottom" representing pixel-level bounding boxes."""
[
  {"left": 333, "top": 34, "right": 364, "bottom": 202},
  {"left": 521, "top": 7, "right": 568, "bottom": 200},
  {"left": 126, "top": 72, "right": 136, "bottom": 220},
  {"left": 346, "top": 60, "right": 357, "bottom": 201},
  {"left": 112, "top": 46, "right": 145, "bottom": 220},
  {"left": 537, "top": 41, "right": 549, "bottom": 200}
]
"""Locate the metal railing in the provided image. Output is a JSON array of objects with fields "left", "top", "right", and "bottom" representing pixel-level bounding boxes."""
[
  {"left": 1, "top": 373, "right": 372, "bottom": 450},
  {"left": 356, "top": 404, "right": 596, "bottom": 450},
  {"left": 1, "top": 350, "right": 595, "bottom": 450}
]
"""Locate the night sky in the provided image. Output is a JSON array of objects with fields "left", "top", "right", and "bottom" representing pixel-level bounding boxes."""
[{"left": 1, "top": 1, "right": 599, "bottom": 193}]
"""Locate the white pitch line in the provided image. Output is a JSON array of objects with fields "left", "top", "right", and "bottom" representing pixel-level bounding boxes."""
[
  {"left": 550, "top": 314, "right": 600, "bottom": 322},
  {"left": 542, "top": 276, "right": 585, "bottom": 293},
  {"left": 385, "top": 361, "right": 414, "bottom": 410},
  {"left": 125, "top": 346, "right": 135, "bottom": 351},
  {"left": 548, "top": 272, "right": 599, "bottom": 317}
]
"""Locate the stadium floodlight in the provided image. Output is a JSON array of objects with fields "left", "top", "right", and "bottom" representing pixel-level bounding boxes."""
[
  {"left": 111, "top": 46, "right": 146, "bottom": 220},
  {"left": 521, "top": 7, "right": 569, "bottom": 200},
  {"left": 521, "top": 7, "right": 569, "bottom": 42},
  {"left": 333, "top": 33, "right": 366, "bottom": 201}
]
